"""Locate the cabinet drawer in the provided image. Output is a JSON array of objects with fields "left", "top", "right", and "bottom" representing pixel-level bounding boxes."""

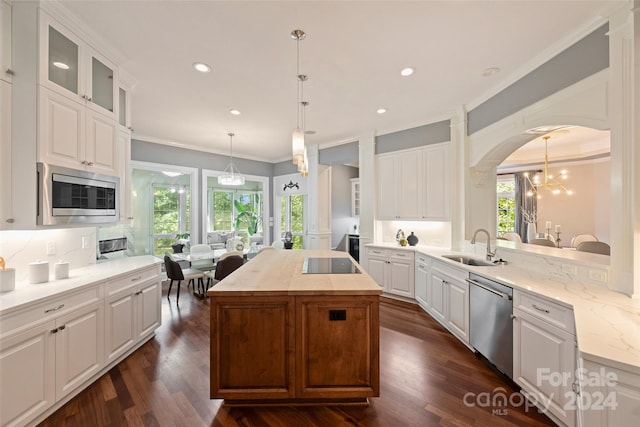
[
  {"left": 367, "top": 248, "right": 387, "bottom": 257},
  {"left": 0, "top": 286, "right": 102, "bottom": 336},
  {"left": 105, "top": 266, "right": 159, "bottom": 296},
  {"left": 389, "top": 250, "right": 414, "bottom": 261},
  {"left": 514, "top": 290, "right": 574, "bottom": 334},
  {"left": 416, "top": 253, "right": 429, "bottom": 264}
]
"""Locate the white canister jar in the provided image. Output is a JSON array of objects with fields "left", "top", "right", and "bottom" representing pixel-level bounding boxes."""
[
  {"left": 29, "top": 261, "right": 50, "bottom": 284},
  {"left": 54, "top": 261, "right": 69, "bottom": 280},
  {"left": 0, "top": 268, "right": 16, "bottom": 292}
]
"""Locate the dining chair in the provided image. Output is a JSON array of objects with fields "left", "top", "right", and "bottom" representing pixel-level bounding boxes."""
[
  {"left": 571, "top": 234, "right": 598, "bottom": 248},
  {"left": 163, "top": 255, "right": 207, "bottom": 303},
  {"left": 189, "top": 244, "right": 216, "bottom": 272},
  {"left": 502, "top": 232, "right": 522, "bottom": 243},
  {"left": 219, "top": 251, "right": 244, "bottom": 261},
  {"left": 271, "top": 240, "right": 285, "bottom": 249},
  {"left": 528, "top": 238, "right": 557, "bottom": 247},
  {"left": 204, "top": 255, "right": 245, "bottom": 288},
  {"left": 576, "top": 241, "right": 610, "bottom": 255}
]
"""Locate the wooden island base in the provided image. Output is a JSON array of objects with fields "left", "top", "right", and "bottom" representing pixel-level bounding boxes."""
[{"left": 207, "top": 250, "right": 381, "bottom": 405}]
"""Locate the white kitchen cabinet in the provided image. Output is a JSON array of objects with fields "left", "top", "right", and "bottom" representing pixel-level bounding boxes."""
[
  {"left": 39, "top": 13, "right": 116, "bottom": 118},
  {"left": 0, "top": 285, "right": 103, "bottom": 427},
  {"left": 0, "top": 320, "right": 55, "bottom": 427},
  {"left": 446, "top": 274, "right": 469, "bottom": 342},
  {"left": 414, "top": 253, "right": 430, "bottom": 310},
  {"left": 54, "top": 301, "right": 104, "bottom": 400},
  {"left": 376, "top": 150, "right": 421, "bottom": 220},
  {"left": 513, "top": 290, "right": 576, "bottom": 427},
  {"left": 1, "top": 0, "right": 12, "bottom": 83},
  {"left": 351, "top": 178, "right": 360, "bottom": 217},
  {"left": 579, "top": 358, "right": 640, "bottom": 427},
  {"left": 376, "top": 143, "right": 450, "bottom": 221},
  {"left": 118, "top": 128, "right": 132, "bottom": 222},
  {"left": 38, "top": 86, "right": 118, "bottom": 176},
  {"left": 105, "top": 266, "right": 161, "bottom": 364},
  {"left": 428, "top": 259, "right": 469, "bottom": 344},
  {"left": 365, "top": 247, "right": 414, "bottom": 298},
  {"left": 421, "top": 144, "right": 450, "bottom": 220}
]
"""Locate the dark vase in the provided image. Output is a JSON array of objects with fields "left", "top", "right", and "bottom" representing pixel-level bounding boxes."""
[
  {"left": 407, "top": 232, "right": 419, "bottom": 246},
  {"left": 284, "top": 242, "right": 294, "bottom": 250},
  {"left": 172, "top": 243, "right": 184, "bottom": 254}
]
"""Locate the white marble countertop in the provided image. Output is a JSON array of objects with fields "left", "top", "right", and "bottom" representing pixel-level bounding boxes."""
[
  {"left": 366, "top": 243, "right": 640, "bottom": 374},
  {"left": 0, "top": 256, "right": 162, "bottom": 315}
]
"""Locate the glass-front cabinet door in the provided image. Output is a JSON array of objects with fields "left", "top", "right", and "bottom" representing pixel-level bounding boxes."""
[
  {"left": 47, "top": 24, "right": 80, "bottom": 95},
  {"left": 41, "top": 14, "right": 116, "bottom": 118},
  {"left": 90, "top": 55, "right": 114, "bottom": 113}
]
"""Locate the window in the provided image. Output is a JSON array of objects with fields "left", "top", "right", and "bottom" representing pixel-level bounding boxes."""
[
  {"left": 497, "top": 177, "right": 516, "bottom": 237},
  {"left": 152, "top": 185, "right": 190, "bottom": 256},
  {"left": 280, "top": 194, "right": 305, "bottom": 249},
  {"left": 208, "top": 189, "right": 263, "bottom": 236}
]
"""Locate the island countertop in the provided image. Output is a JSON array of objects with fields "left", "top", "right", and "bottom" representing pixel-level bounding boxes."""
[{"left": 206, "top": 249, "right": 381, "bottom": 297}]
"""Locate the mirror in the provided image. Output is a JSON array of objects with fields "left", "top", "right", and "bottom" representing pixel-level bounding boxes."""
[{"left": 201, "top": 169, "right": 270, "bottom": 249}]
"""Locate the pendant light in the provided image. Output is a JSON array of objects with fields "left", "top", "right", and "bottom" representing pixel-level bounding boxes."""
[
  {"left": 291, "top": 29, "right": 306, "bottom": 165},
  {"left": 218, "top": 133, "right": 245, "bottom": 186},
  {"left": 524, "top": 135, "right": 572, "bottom": 198},
  {"left": 298, "top": 101, "right": 309, "bottom": 175}
]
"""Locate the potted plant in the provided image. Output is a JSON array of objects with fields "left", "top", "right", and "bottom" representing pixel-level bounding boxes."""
[
  {"left": 233, "top": 196, "right": 261, "bottom": 236},
  {"left": 172, "top": 233, "right": 190, "bottom": 253}
]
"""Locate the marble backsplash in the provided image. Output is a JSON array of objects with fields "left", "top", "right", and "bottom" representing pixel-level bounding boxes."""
[{"left": 0, "top": 228, "right": 97, "bottom": 287}]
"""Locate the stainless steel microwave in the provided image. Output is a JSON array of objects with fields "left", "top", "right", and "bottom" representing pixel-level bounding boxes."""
[{"left": 37, "top": 162, "right": 119, "bottom": 225}]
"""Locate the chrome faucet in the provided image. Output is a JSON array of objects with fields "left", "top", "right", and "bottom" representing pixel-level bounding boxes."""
[{"left": 471, "top": 228, "right": 496, "bottom": 261}]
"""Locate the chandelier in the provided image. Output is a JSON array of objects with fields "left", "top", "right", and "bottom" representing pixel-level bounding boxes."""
[
  {"left": 524, "top": 135, "right": 573, "bottom": 198},
  {"left": 291, "top": 29, "right": 306, "bottom": 167},
  {"left": 218, "top": 133, "right": 245, "bottom": 186}
]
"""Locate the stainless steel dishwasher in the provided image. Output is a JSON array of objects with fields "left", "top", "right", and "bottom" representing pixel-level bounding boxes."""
[{"left": 466, "top": 273, "right": 513, "bottom": 378}]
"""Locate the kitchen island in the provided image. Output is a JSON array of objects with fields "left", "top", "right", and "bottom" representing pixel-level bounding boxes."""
[{"left": 206, "top": 249, "right": 381, "bottom": 405}]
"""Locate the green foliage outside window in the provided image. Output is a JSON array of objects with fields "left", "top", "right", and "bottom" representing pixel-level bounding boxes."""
[
  {"left": 281, "top": 194, "right": 305, "bottom": 249},
  {"left": 497, "top": 179, "right": 516, "bottom": 236},
  {"left": 153, "top": 186, "right": 190, "bottom": 256}
]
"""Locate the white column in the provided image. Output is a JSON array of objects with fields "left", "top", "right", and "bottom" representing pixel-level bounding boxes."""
[
  {"left": 608, "top": 3, "right": 638, "bottom": 297},
  {"left": 306, "top": 144, "right": 332, "bottom": 249},
  {"left": 450, "top": 108, "right": 467, "bottom": 249},
  {"left": 358, "top": 132, "right": 376, "bottom": 248}
]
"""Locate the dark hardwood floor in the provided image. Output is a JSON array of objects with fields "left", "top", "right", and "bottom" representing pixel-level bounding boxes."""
[{"left": 39, "top": 284, "right": 555, "bottom": 427}]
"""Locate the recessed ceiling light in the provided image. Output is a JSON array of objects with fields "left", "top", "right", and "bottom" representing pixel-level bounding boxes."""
[
  {"left": 52, "top": 61, "right": 69, "bottom": 70},
  {"left": 229, "top": 109, "right": 241, "bottom": 116},
  {"left": 162, "top": 171, "right": 182, "bottom": 177},
  {"left": 400, "top": 67, "right": 414, "bottom": 77},
  {"left": 193, "top": 62, "right": 211, "bottom": 73},
  {"left": 482, "top": 67, "right": 500, "bottom": 77},
  {"left": 305, "top": 130, "right": 316, "bottom": 135},
  {"left": 377, "top": 108, "right": 387, "bottom": 114}
]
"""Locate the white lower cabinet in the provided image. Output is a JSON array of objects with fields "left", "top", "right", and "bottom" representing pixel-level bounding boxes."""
[
  {"left": 0, "top": 263, "right": 161, "bottom": 427},
  {"left": 0, "top": 286, "right": 103, "bottom": 427},
  {"left": 105, "top": 266, "right": 161, "bottom": 364},
  {"left": 414, "top": 253, "right": 430, "bottom": 310},
  {"left": 513, "top": 289, "right": 577, "bottom": 427},
  {"left": 365, "top": 247, "right": 414, "bottom": 298},
  {"left": 579, "top": 358, "right": 640, "bottom": 426},
  {"left": 428, "top": 259, "right": 469, "bottom": 344},
  {"left": 0, "top": 320, "right": 55, "bottom": 427}
]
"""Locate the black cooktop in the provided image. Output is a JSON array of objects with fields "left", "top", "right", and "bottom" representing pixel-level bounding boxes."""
[{"left": 302, "top": 257, "right": 361, "bottom": 274}]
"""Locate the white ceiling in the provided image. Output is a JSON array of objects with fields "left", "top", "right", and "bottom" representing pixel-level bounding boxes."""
[{"left": 59, "top": 0, "right": 623, "bottom": 163}]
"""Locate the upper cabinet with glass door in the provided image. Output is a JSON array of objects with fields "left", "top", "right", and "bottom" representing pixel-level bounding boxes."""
[{"left": 39, "top": 14, "right": 116, "bottom": 119}]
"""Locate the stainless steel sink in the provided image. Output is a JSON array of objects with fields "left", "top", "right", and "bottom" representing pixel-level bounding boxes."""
[{"left": 441, "top": 255, "right": 496, "bottom": 267}]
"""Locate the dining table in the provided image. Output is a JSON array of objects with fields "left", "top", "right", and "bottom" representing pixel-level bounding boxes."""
[{"left": 171, "top": 245, "right": 261, "bottom": 264}]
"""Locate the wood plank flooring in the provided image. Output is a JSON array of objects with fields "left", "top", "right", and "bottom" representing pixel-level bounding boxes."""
[{"left": 39, "top": 285, "right": 555, "bottom": 426}]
